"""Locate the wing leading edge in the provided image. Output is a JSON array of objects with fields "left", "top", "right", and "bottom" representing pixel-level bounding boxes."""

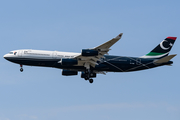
[{"left": 75, "top": 33, "right": 123, "bottom": 68}]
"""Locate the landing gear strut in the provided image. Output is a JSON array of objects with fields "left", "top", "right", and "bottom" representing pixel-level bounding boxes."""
[
  {"left": 85, "top": 69, "right": 90, "bottom": 79},
  {"left": 83, "top": 63, "right": 95, "bottom": 83},
  {"left": 20, "top": 64, "right": 23, "bottom": 72}
]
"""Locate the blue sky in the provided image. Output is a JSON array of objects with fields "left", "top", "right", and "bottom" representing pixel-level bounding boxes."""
[{"left": 0, "top": 0, "right": 180, "bottom": 120}]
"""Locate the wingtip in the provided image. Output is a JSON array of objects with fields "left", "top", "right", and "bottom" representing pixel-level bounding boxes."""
[
  {"left": 115, "top": 33, "right": 123, "bottom": 39},
  {"left": 119, "top": 33, "right": 123, "bottom": 37}
]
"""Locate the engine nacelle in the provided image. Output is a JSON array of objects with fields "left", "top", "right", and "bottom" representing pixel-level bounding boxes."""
[
  {"left": 62, "top": 69, "right": 78, "bottom": 76},
  {"left": 81, "top": 72, "right": 96, "bottom": 78},
  {"left": 60, "top": 58, "right": 78, "bottom": 66},
  {"left": 81, "top": 49, "right": 98, "bottom": 56}
]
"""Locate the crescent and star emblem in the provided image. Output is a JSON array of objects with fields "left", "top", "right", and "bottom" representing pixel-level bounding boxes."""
[{"left": 160, "top": 40, "right": 173, "bottom": 50}]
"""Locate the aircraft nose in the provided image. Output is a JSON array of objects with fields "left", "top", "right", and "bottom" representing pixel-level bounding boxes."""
[
  {"left": 3, "top": 54, "right": 9, "bottom": 60},
  {"left": 3, "top": 54, "right": 7, "bottom": 59}
]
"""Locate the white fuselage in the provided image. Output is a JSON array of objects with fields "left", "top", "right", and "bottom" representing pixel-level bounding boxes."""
[{"left": 3, "top": 49, "right": 81, "bottom": 60}]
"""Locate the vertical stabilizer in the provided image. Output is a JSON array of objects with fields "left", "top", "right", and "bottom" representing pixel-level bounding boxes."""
[{"left": 141, "top": 37, "right": 177, "bottom": 59}]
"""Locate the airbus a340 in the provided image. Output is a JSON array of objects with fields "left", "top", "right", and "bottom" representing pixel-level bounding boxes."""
[{"left": 3, "top": 33, "right": 177, "bottom": 83}]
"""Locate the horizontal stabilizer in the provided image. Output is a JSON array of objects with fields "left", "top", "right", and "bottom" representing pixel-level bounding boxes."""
[{"left": 154, "top": 54, "right": 177, "bottom": 64}]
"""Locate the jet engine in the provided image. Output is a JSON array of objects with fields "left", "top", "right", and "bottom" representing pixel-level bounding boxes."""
[
  {"left": 60, "top": 58, "right": 78, "bottom": 66},
  {"left": 62, "top": 69, "right": 78, "bottom": 76},
  {"left": 81, "top": 49, "right": 98, "bottom": 56}
]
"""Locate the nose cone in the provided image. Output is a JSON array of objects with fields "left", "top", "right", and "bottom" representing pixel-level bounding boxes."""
[
  {"left": 3, "top": 54, "right": 8, "bottom": 60},
  {"left": 3, "top": 54, "right": 12, "bottom": 61}
]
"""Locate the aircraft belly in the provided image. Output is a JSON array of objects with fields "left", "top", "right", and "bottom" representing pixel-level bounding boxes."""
[
  {"left": 6, "top": 57, "right": 58, "bottom": 67},
  {"left": 96, "top": 59, "right": 157, "bottom": 72}
]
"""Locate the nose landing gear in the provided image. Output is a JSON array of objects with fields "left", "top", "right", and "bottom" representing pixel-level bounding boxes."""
[{"left": 20, "top": 64, "right": 23, "bottom": 72}]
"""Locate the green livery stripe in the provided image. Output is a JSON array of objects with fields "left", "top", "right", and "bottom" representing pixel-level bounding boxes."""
[{"left": 146, "top": 52, "right": 165, "bottom": 56}]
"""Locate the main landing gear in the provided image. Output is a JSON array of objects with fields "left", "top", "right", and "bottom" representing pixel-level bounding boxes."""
[
  {"left": 85, "top": 78, "right": 94, "bottom": 83},
  {"left": 20, "top": 64, "right": 23, "bottom": 72},
  {"left": 83, "top": 63, "right": 96, "bottom": 84},
  {"left": 84, "top": 69, "right": 94, "bottom": 84}
]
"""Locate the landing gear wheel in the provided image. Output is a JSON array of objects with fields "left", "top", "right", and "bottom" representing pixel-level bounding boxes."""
[
  {"left": 89, "top": 79, "right": 93, "bottom": 83},
  {"left": 85, "top": 77, "right": 89, "bottom": 80},
  {"left": 20, "top": 68, "right": 23, "bottom": 72}
]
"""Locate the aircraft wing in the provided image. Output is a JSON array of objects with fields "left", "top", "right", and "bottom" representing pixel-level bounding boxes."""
[
  {"left": 94, "top": 33, "right": 123, "bottom": 51},
  {"left": 75, "top": 33, "right": 123, "bottom": 68}
]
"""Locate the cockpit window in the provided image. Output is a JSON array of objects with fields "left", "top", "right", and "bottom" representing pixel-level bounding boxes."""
[
  {"left": 14, "top": 52, "right": 17, "bottom": 55},
  {"left": 9, "top": 52, "right": 13, "bottom": 54}
]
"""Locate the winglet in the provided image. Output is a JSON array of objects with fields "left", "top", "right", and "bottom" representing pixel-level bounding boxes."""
[
  {"left": 154, "top": 54, "right": 177, "bottom": 64},
  {"left": 115, "top": 33, "right": 123, "bottom": 39}
]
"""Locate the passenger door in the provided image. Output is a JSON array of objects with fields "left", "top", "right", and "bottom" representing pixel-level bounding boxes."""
[
  {"left": 52, "top": 51, "right": 57, "bottom": 59},
  {"left": 18, "top": 50, "right": 23, "bottom": 57}
]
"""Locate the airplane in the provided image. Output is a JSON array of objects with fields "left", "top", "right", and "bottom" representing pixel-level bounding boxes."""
[{"left": 3, "top": 33, "right": 177, "bottom": 83}]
